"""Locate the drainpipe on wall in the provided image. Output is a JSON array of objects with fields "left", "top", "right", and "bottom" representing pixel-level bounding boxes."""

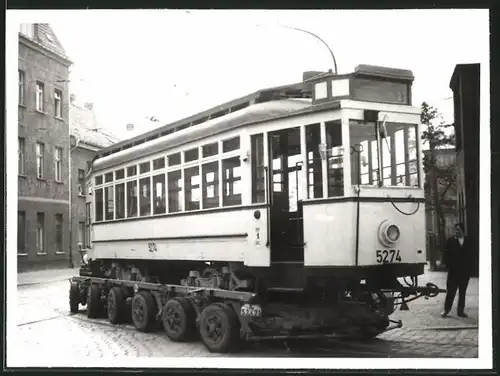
[{"left": 69, "top": 134, "right": 80, "bottom": 268}]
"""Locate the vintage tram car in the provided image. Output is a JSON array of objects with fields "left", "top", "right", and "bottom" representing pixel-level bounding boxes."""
[{"left": 70, "top": 64, "right": 444, "bottom": 353}]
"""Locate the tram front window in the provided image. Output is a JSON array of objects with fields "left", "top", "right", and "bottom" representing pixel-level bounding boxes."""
[{"left": 349, "top": 121, "right": 418, "bottom": 187}]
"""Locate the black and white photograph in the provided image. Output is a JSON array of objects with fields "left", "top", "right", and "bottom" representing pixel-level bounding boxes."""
[{"left": 5, "top": 9, "right": 491, "bottom": 369}]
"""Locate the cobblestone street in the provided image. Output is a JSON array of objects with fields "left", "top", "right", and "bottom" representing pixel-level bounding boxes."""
[{"left": 10, "top": 266, "right": 480, "bottom": 367}]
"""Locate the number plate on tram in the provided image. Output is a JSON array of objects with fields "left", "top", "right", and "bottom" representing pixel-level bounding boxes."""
[
  {"left": 240, "top": 304, "right": 262, "bottom": 317},
  {"left": 376, "top": 249, "right": 402, "bottom": 264}
]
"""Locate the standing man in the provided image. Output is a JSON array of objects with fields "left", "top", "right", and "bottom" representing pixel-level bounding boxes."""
[{"left": 441, "top": 223, "right": 472, "bottom": 318}]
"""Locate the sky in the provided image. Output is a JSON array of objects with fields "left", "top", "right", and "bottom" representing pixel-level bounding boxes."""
[{"left": 13, "top": 9, "right": 489, "bottom": 140}]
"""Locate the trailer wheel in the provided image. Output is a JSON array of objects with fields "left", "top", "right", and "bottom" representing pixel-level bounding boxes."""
[
  {"left": 107, "top": 287, "right": 126, "bottom": 324},
  {"left": 69, "top": 281, "right": 80, "bottom": 314},
  {"left": 162, "top": 297, "right": 196, "bottom": 342},
  {"left": 87, "top": 284, "right": 103, "bottom": 319},
  {"left": 131, "top": 291, "right": 157, "bottom": 332},
  {"left": 199, "top": 303, "right": 240, "bottom": 353}
]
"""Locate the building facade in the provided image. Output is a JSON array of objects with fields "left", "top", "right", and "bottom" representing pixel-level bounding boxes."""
[
  {"left": 450, "top": 63, "right": 480, "bottom": 277},
  {"left": 69, "top": 98, "right": 121, "bottom": 267},
  {"left": 18, "top": 24, "right": 73, "bottom": 272}
]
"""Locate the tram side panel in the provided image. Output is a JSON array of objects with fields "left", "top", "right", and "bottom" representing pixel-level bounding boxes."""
[
  {"left": 89, "top": 207, "right": 270, "bottom": 267},
  {"left": 302, "top": 199, "right": 426, "bottom": 270}
]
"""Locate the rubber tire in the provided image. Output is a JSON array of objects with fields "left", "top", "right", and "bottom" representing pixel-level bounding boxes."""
[
  {"left": 87, "top": 284, "right": 102, "bottom": 319},
  {"left": 69, "top": 281, "right": 80, "bottom": 314},
  {"left": 199, "top": 303, "right": 240, "bottom": 353},
  {"left": 162, "top": 297, "right": 197, "bottom": 342},
  {"left": 131, "top": 291, "right": 157, "bottom": 333},
  {"left": 107, "top": 287, "right": 126, "bottom": 324}
]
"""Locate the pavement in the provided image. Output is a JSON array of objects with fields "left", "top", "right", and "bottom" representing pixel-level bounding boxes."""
[{"left": 9, "top": 265, "right": 480, "bottom": 366}]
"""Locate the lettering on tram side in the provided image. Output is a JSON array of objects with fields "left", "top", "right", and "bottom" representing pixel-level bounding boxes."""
[
  {"left": 255, "top": 227, "right": 261, "bottom": 247},
  {"left": 376, "top": 249, "right": 402, "bottom": 263},
  {"left": 148, "top": 242, "right": 158, "bottom": 253}
]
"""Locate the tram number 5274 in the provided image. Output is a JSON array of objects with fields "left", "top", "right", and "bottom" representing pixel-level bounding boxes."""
[{"left": 376, "top": 249, "right": 402, "bottom": 264}]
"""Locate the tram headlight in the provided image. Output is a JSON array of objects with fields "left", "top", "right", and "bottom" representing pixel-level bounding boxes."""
[{"left": 378, "top": 220, "right": 401, "bottom": 247}]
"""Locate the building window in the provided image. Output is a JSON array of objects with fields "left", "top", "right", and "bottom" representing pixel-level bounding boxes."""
[
  {"left": 126, "top": 181, "right": 138, "bottom": 218},
  {"left": 251, "top": 134, "right": 265, "bottom": 203},
  {"left": 18, "top": 211, "right": 26, "bottom": 255},
  {"left": 222, "top": 156, "right": 242, "bottom": 206},
  {"left": 95, "top": 188, "right": 103, "bottom": 221},
  {"left": 78, "top": 169, "right": 85, "bottom": 195},
  {"left": 115, "top": 183, "right": 125, "bottom": 219},
  {"left": 105, "top": 186, "right": 114, "bottom": 220},
  {"left": 184, "top": 166, "right": 200, "bottom": 211},
  {"left": 36, "top": 213, "right": 45, "bottom": 254},
  {"left": 77, "top": 221, "right": 85, "bottom": 250},
  {"left": 153, "top": 174, "right": 166, "bottom": 214},
  {"left": 54, "top": 89, "right": 62, "bottom": 118},
  {"left": 54, "top": 147, "right": 63, "bottom": 182},
  {"left": 55, "top": 214, "right": 63, "bottom": 253},
  {"left": 168, "top": 170, "right": 182, "bottom": 213},
  {"left": 18, "top": 70, "right": 25, "bottom": 105},
  {"left": 202, "top": 161, "right": 219, "bottom": 209},
  {"left": 36, "top": 142, "right": 44, "bottom": 179},
  {"left": 36, "top": 82, "right": 44, "bottom": 112},
  {"left": 18, "top": 137, "right": 25, "bottom": 175},
  {"left": 139, "top": 177, "right": 151, "bottom": 216}
]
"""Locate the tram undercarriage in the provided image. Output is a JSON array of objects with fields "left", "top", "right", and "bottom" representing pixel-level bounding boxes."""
[{"left": 70, "top": 258, "right": 443, "bottom": 352}]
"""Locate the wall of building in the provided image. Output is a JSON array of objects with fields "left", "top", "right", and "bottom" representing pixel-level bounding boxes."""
[{"left": 18, "top": 30, "right": 72, "bottom": 271}]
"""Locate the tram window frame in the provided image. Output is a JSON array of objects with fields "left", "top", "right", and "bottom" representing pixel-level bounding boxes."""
[
  {"left": 184, "top": 148, "right": 199, "bottom": 163},
  {"left": 184, "top": 166, "right": 201, "bottom": 211},
  {"left": 127, "top": 165, "right": 137, "bottom": 177},
  {"left": 326, "top": 121, "right": 344, "bottom": 197},
  {"left": 95, "top": 175, "right": 103, "bottom": 186},
  {"left": 126, "top": 180, "right": 138, "bottom": 218},
  {"left": 95, "top": 188, "right": 104, "bottom": 222},
  {"left": 104, "top": 185, "right": 114, "bottom": 220},
  {"left": 222, "top": 136, "right": 240, "bottom": 153},
  {"left": 104, "top": 172, "right": 113, "bottom": 183},
  {"left": 222, "top": 156, "right": 242, "bottom": 207},
  {"left": 139, "top": 177, "right": 151, "bottom": 216},
  {"left": 306, "top": 123, "right": 324, "bottom": 199},
  {"left": 168, "top": 170, "right": 182, "bottom": 213},
  {"left": 153, "top": 157, "right": 165, "bottom": 170},
  {"left": 168, "top": 153, "right": 181, "bottom": 167},
  {"left": 251, "top": 134, "right": 265, "bottom": 203},
  {"left": 202, "top": 161, "right": 219, "bottom": 209},
  {"left": 153, "top": 173, "right": 166, "bottom": 214},
  {"left": 115, "top": 182, "right": 125, "bottom": 219},
  {"left": 202, "top": 142, "right": 219, "bottom": 158},
  {"left": 139, "top": 161, "right": 151, "bottom": 174},
  {"left": 115, "top": 169, "right": 125, "bottom": 180}
]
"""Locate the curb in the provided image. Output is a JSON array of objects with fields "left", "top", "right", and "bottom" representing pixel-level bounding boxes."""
[
  {"left": 17, "top": 277, "right": 74, "bottom": 287},
  {"left": 412, "top": 326, "right": 479, "bottom": 331}
]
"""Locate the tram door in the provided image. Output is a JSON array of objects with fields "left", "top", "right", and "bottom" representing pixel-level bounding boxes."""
[{"left": 267, "top": 127, "right": 304, "bottom": 263}]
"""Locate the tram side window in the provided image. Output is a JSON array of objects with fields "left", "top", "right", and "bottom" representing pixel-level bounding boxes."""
[
  {"left": 251, "top": 134, "right": 265, "bottom": 203},
  {"left": 139, "top": 177, "right": 151, "bottom": 216},
  {"left": 115, "top": 183, "right": 125, "bottom": 219},
  {"left": 184, "top": 166, "right": 201, "bottom": 211},
  {"left": 168, "top": 153, "right": 181, "bottom": 167},
  {"left": 222, "top": 156, "right": 242, "bottom": 206},
  {"left": 168, "top": 170, "right": 182, "bottom": 213},
  {"left": 326, "top": 121, "right": 344, "bottom": 197},
  {"left": 202, "top": 161, "right": 219, "bottom": 209},
  {"left": 127, "top": 180, "right": 138, "bottom": 218},
  {"left": 306, "top": 124, "right": 323, "bottom": 199},
  {"left": 153, "top": 174, "right": 166, "bottom": 214},
  {"left": 223, "top": 137, "right": 240, "bottom": 153},
  {"left": 105, "top": 186, "right": 114, "bottom": 220},
  {"left": 95, "top": 175, "right": 103, "bottom": 185},
  {"left": 95, "top": 188, "right": 103, "bottom": 221}
]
